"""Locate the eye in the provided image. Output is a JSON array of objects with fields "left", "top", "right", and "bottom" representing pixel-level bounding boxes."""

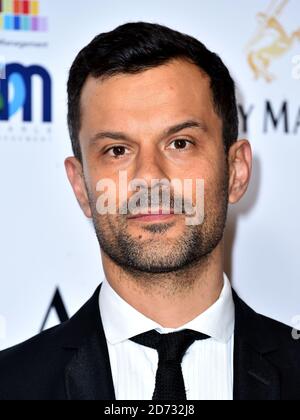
[
  {"left": 168, "top": 139, "right": 194, "bottom": 151},
  {"left": 104, "top": 145, "right": 130, "bottom": 158}
]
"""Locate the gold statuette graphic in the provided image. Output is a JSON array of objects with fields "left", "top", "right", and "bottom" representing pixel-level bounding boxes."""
[{"left": 246, "top": 0, "right": 300, "bottom": 82}]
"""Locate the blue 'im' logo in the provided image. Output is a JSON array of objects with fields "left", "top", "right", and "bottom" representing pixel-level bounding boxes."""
[{"left": 0, "top": 63, "right": 52, "bottom": 122}]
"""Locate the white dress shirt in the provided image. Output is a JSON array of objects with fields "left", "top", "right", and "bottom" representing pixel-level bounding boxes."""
[{"left": 99, "top": 274, "right": 235, "bottom": 400}]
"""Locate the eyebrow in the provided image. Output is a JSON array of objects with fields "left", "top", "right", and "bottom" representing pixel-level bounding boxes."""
[{"left": 89, "top": 119, "right": 208, "bottom": 145}]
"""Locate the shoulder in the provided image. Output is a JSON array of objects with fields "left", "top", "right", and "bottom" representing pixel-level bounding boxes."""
[
  {"left": 0, "top": 287, "right": 101, "bottom": 400},
  {"left": 0, "top": 321, "right": 74, "bottom": 400},
  {"left": 234, "top": 290, "right": 297, "bottom": 336},
  {"left": 0, "top": 318, "right": 73, "bottom": 365},
  {"left": 259, "top": 311, "right": 299, "bottom": 345},
  {"left": 234, "top": 290, "right": 300, "bottom": 362},
  {"left": 258, "top": 312, "right": 300, "bottom": 360}
]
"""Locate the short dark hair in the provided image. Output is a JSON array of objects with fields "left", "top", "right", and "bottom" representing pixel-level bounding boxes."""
[{"left": 67, "top": 22, "right": 238, "bottom": 162}]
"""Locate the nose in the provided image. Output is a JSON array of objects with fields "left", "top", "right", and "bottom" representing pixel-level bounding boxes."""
[{"left": 132, "top": 145, "right": 170, "bottom": 187}]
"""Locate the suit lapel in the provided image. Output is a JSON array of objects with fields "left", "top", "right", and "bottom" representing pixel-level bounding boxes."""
[
  {"left": 233, "top": 291, "right": 281, "bottom": 400},
  {"left": 62, "top": 285, "right": 116, "bottom": 400},
  {"left": 65, "top": 330, "right": 115, "bottom": 400}
]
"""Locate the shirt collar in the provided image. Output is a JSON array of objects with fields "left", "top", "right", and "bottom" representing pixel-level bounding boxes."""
[{"left": 99, "top": 273, "right": 235, "bottom": 345}]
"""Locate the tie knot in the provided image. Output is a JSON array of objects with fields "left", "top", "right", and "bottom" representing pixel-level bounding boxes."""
[{"left": 131, "top": 329, "right": 209, "bottom": 363}]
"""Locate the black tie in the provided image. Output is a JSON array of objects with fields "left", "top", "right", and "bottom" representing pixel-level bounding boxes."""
[{"left": 130, "top": 329, "right": 209, "bottom": 400}]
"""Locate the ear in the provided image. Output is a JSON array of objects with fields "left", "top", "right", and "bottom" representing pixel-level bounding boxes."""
[
  {"left": 64, "top": 157, "right": 92, "bottom": 218},
  {"left": 228, "top": 140, "right": 252, "bottom": 204}
]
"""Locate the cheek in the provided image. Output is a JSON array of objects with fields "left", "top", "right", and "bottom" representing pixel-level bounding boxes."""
[{"left": 202, "top": 162, "right": 227, "bottom": 202}]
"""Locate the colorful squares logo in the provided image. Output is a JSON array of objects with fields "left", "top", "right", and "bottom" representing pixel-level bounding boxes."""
[{"left": 0, "top": 0, "right": 47, "bottom": 31}]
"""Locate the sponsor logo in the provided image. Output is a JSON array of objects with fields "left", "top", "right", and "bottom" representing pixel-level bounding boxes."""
[
  {"left": 0, "top": 62, "right": 52, "bottom": 122},
  {"left": 0, "top": 0, "right": 47, "bottom": 32}
]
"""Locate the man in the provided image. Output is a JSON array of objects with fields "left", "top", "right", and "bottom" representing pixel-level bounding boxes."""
[{"left": 0, "top": 22, "right": 299, "bottom": 401}]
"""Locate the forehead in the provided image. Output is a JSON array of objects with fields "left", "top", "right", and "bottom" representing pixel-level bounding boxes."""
[{"left": 79, "top": 58, "right": 220, "bottom": 138}]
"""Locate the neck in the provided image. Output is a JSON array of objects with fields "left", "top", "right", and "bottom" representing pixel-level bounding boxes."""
[{"left": 100, "top": 241, "right": 225, "bottom": 328}]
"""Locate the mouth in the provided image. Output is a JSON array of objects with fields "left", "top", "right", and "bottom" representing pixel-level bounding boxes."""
[{"left": 127, "top": 209, "right": 176, "bottom": 222}]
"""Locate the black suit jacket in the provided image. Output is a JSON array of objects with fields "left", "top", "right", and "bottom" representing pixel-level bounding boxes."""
[{"left": 0, "top": 286, "right": 299, "bottom": 400}]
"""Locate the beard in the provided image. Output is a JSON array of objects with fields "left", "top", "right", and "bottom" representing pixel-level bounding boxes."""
[{"left": 87, "top": 164, "right": 229, "bottom": 276}]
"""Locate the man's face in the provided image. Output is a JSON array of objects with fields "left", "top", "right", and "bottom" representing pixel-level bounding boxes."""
[{"left": 74, "top": 59, "right": 230, "bottom": 274}]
